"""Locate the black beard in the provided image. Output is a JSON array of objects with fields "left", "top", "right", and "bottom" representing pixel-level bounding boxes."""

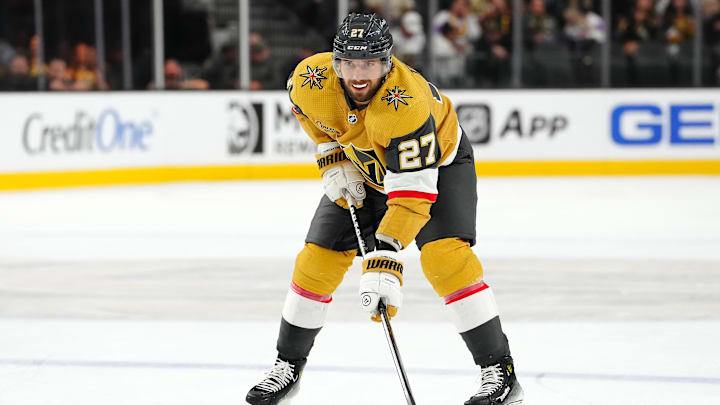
[{"left": 350, "top": 82, "right": 379, "bottom": 103}]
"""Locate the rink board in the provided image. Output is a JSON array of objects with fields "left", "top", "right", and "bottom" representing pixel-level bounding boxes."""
[{"left": 1, "top": 89, "right": 719, "bottom": 190}]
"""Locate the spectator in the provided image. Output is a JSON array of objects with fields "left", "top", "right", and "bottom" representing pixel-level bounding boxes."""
[
  {"left": 432, "top": 0, "right": 482, "bottom": 87},
  {"left": 203, "top": 42, "right": 239, "bottom": 89},
  {"left": 563, "top": 6, "right": 605, "bottom": 85},
  {"left": 662, "top": 0, "right": 695, "bottom": 84},
  {"left": 704, "top": 0, "right": 720, "bottom": 84},
  {"left": 654, "top": 0, "right": 675, "bottom": 15},
  {"left": 163, "top": 59, "right": 184, "bottom": 89},
  {"left": 391, "top": 9, "right": 427, "bottom": 72},
  {"left": 476, "top": 0, "right": 512, "bottom": 87},
  {"left": 617, "top": 0, "right": 661, "bottom": 50},
  {"left": 0, "top": 36, "right": 16, "bottom": 78},
  {"left": 104, "top": 44, "right": 129, "bottom": 90},
  {"left": 46, "top": 58, "right": 73, "bottom": 91},
  {"left": 525, "top": 0, "right": 559, "bottom": 49},
  {"left": 0, "top": 54, "right": 35, "bottom": 91},
  {"left": 364, "top": 0, "right": 416, "bottom": 24},
  {"left": 563, "top": 5, "right": 605, "bottom": 44},
  {"left": 662, "top": 0, "right": 695, "bottom": 55},
  {"left": 67, "top": 43, "right": 101, "bottom": 90},
  {"left": 149, "top": 58, "right": 209, "bottom": 90},
  {"left": 523, "top": 0, "right": 563, "bottom": 86},
  {"left": 249, "top": 32, "right": 280, "bottom": 90},
  {"left": 28, "top": 35, "right": 47, "bottom": 78},
  {"left": 616, "top": 0, "right": 662, "bottom": 85},
  {"left": 469, "top": 0, "right": 495, "bottom": 16}
]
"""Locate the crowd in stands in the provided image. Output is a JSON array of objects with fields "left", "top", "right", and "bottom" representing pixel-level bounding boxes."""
[
  {"left": 0, "top": 36, "right": 109, "bottom": 91},
  {"left": 1, "top": 0, "right": 720, "bottom": 91},
  {"left": 405, "top": 0, "right": 720, "bottom": 87}
]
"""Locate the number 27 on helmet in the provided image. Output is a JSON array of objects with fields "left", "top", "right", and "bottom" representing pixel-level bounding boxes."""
[{"left": 332, "top": 13, "right": 394, "bottom": 81}]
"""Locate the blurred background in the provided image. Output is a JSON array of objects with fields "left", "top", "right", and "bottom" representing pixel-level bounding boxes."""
[{"left": 1, "top": 0, "right": 720, "bottom": 92}]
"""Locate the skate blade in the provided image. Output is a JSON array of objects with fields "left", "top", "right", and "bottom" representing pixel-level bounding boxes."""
[
  {"left": 504, "top": 382, "right": 524, "bottom": 405},
  {"left": 277, "top": 383, "right": 301, "bottom": 404}
]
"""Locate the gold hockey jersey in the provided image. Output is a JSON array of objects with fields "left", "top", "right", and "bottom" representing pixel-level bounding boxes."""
[{"left": 288, "top": 52, "right": 463, "bottom": 250}]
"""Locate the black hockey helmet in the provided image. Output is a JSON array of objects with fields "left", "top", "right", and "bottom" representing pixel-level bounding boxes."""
[{"left": 332, "top": 13, "right": 393, "bottom": 79}]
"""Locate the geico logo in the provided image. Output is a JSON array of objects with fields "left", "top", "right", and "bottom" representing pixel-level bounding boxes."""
[
  {"left": 347, "top": 45, "right": 368, "bottom": 50},
  {"left": 22, "top": 109, "right": 153, "bottom": 155},
  {"left": 611, "top": 104, "right": 717, "bottom": 145}
]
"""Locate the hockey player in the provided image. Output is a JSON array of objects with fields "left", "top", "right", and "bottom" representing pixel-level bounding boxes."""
[{"left": 246, "top": 13, "right": 523, "bottom": 405}]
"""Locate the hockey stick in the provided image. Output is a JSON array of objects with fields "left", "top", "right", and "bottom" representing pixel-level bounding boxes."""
[{"left": 346, "top": 195, "right": 417, "bottom": 405}]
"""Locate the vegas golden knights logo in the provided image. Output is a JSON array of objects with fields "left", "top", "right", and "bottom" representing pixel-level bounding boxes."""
[{"left": 343, "top": 143, "right": 385, "bottom": 188}]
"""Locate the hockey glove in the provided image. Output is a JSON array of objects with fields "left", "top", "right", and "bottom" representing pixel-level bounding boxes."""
[
  {"left": 316, "top": 141, "right": 366, "bottom": 209},
  {"left": 359, "top": 249, "right": 403, "bottom": 322}
]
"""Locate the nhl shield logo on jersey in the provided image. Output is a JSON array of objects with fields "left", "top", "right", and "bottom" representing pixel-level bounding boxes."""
[
  {"left": 348, "top": 113, "right": 358, "bottom": 124},
  {"left": 299, "top": 65, "right": 327, "bottom": 89},
  {"left": 381, "top": 86, "right": 413, "bottom": 111}
]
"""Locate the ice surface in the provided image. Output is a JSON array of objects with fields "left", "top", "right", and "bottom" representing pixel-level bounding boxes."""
[{"left": 1, "top": 177, "right": 719, "bottom": 404}]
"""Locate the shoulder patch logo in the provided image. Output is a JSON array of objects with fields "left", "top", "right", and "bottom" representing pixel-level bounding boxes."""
[
  {"left": 348, "top": 113, "right": 358, "bottom": 124},
  {"left": 381, "top": 86, "right": 413, "bottom": 111},
  {"left": 299, "top": 65, "right": 327, "bottom": 89}
]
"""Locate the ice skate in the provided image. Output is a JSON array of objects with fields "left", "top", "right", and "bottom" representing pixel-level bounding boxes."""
[
  {"left": 246, "top": 356, "right": 306, "bottom": 405},
  {"left": 465, "top": 356, "right": 524, "bottom": 405}
]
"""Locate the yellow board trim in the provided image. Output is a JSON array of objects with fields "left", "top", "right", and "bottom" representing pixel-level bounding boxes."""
[
  {"left": 1, "top": 160, "right": 719, "bottom": 191},
  {"left": 0, "top": 164, "right": 319, "bottom": 191},
  {"left": 475, "top": 160, "right": 720, "bottom": 176}
]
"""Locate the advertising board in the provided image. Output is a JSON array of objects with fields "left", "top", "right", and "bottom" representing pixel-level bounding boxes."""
[{"left": 1, "top": 89, "right": 718, "bottom": 190}]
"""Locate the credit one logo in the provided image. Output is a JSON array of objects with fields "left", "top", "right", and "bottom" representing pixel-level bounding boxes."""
[
  {"left": 22, "top": 109, "right": 153, "bottom": 155},
  {"left": 611, "top": 104, "right": 717, "bottom": 145}
]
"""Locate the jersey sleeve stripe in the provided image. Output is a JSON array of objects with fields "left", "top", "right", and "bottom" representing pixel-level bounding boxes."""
[
  {"left": 385, "top": 168, "right": 438, "bottom": 202},
  {"left": 444, "top": 282, "right": 489, "bottom": 305},
  {"left": 384, "top": 167, "right": 439, "bottom": 197},
  {"left": 445, "top": 284, "right": 499, "bottom": 333},
  {"left": 290, "top": 281, "right": 333, "bottom": 303},
  {"left": 282, "top": 286, "right": 330, "bottom": 330},
  {"left": 388, "top": 190, "right": 438, "bottom": 202}
]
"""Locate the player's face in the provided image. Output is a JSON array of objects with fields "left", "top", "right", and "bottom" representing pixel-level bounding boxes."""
[{"left": 339, "top": 58, "right": 384, "bottom": 104}]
